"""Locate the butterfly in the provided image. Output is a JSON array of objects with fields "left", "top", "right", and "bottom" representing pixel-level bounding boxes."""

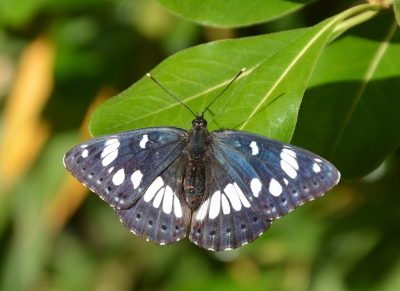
[{"left": 63, "top": 69, "right": 340, "bottom": 251}]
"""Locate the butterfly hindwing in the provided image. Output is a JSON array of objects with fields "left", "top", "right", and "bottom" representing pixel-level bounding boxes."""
[
  {"left": 189, "top": 158, "right": 272, "bottom": 251},
  {"left": 63, "top": 127, "right": 187, "bottom": 210},
  {"left": 115, "top": 152, "right": 191, "bottom": 245}
]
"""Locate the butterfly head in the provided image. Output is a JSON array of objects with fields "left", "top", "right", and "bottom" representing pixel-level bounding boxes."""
[{"left": 192, "top": 114, "right": 207, "bottom": 128}]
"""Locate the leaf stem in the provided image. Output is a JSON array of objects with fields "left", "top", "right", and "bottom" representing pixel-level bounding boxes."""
[
  {"left": 337, "top": 3, "right": 381, "bottom": 21},
  {"left": 327, "top": 4, "right": 382, "bottom": 42},
  {"left": 334, "top": 10, "right": 380, "bottom": 34}
]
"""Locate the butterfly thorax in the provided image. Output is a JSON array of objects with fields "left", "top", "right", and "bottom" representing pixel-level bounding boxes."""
[{"left": 183, "top": 115, "right": 209, "bottom": 210}]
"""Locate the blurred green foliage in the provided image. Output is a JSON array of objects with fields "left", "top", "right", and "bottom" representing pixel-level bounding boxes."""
[{"left": 0, "top": 0, "right": 400, "bottom": 291}]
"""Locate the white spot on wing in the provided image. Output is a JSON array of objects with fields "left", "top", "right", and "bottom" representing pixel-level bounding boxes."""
[
  {"left": 114, "top": 196, "right": 123, "bottom": 204},
  {"left": 81, "top": 149, "right": 89, "bottom": 158},
  {"left": 250, "top": 178, "right": 262, "bottom": 198},
  {"left": 162, "top": 186, "right": 173, "bottom": 214},
  {"left": 108, "top": 167, "right": 114, "bottom": 173},
  {"left": 280, "top": 160, "right": 297, "bottom": 179},
  {"left": 112, "top": 169, "right": 125, "bottom": 185},
  {"left": 283, "top": 178, "right": 289, "bottom": 185},
  {"left": 131, "top": 170, "right": 143, "bottom": 189},
  {"left": 282, "top": 148, "right": 296, "bottom": 157},
  {"left": 250, "top": 141, "right": 259, "bottom": 155},
  {"left": 313, "top": 163, "right": 321, "bottom": 173},
  {"left": 80, "top": 144, "right": 88, "bottom": 148},
  {"left": 173, "top": 194, "right": 183, "bottom": 217},
  {"left": 196, "top": 198, "right": 210, "bottom": 220},
  {"left": 105, "top": 139, "right": 118, "bottom": 145},
  {"left": 101, "top": 140, "right": 120, "bottom": 166},
  {"left": 101, "top": 140, "right": 120, "bottom": 157},
  {"left": 153, "top": 188, "right": 164, "bottom": 208},
  {"left": 209, "top": 191, "right": 221, "bottom": 219},
  {"left": 315, "top": 158, "right": 322, "bottom": 163},
  {"left": 221, "top": 194, "right": 230, "bottom": 214},
  {"left": 143, "top": 177, "right": 164, "bottom": 202},
  {"left": 224, "top": 183, "right": 241, "bottom": 211},
  {"left": 269, "top": 179, "right": 282, "bottom": 196},
  {"left": 280, "top": 151, "right": 299, "bottom": 170},
  {"left": 234, "top": 183, "right": 250, "bottom": 208},
  {"left": 140, "top": 135, "right": 149, "bottom": 149},
  {"left": 102, "top": 150, "right": 118, "bottom": 166}
]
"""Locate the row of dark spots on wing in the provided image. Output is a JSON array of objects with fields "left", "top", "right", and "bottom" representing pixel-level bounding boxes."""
[
  {"left": 72, "top": 150, "right": 98, "bottom": 182},
  {"left": 72, "top": 152, "right": 96, "bottom": 181},
  {"left": 134, "top": 213, "right": 182, "bottom": 235},
  {"left": 277, "top": 172, "right": 327, "bottom": 212},
  {"left": 197, "top": 222, "right": 253, "bottom": 237},
  {"left": 195, "top": 217, "right": 264, "bottom": 250}
]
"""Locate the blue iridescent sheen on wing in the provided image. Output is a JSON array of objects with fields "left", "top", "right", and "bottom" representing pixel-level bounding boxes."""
[{"left": 188, "top": 129, "right": 340, "bottom": 250}]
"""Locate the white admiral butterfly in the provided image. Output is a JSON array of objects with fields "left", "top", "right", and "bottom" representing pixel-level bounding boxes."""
[{"left": 63, "top": 69, "right": 340, "bottom": 251}]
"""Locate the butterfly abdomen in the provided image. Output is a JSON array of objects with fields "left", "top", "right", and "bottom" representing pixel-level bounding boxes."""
[
  {"left": 183, "top": 116, "right": 209, "bottom": 210},
  {"left": 183, "top": 160, "right": 206, "bottom": 210}
]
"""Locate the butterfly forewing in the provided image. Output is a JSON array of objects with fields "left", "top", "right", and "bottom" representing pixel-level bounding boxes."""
[
  {"left": 209, "top": 130, "right": 340, "bottom": 220},
  {"left": 63, "top": 127, "right": 187, "bottom": 210}
]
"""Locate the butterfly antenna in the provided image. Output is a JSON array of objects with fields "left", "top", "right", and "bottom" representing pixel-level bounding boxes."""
[
  {"left": 202, "top": 68, "right": 246, "bottom": 115},
  {"left": 147, "top": 73, "right": 197, "bottom": 118}
]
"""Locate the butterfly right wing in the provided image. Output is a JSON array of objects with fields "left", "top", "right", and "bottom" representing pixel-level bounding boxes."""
[
  {"left": 189, "top": 157, "right": 272, "bottom": 251},
  {"left": 189, "top": 129, "right": 340, "bottom": 251}
]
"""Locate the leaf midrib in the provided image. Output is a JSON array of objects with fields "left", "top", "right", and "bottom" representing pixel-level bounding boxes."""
[{"left": 238, "top": 19, "right": 338, "bottom": 131}]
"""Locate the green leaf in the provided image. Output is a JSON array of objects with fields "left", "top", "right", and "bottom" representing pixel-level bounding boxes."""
[
  {"left": 292, "top": 13, "right": 400, "bottom": 179},
  {"left": 89, "top": 29, "right": 306, "bottom": 138},
  {"left": 90, "top": 5, "right": 377, "bottom": 144},
  {"left": 210, "top": 16, "right": 343, "bottom": 142},
  {"left": 155, "top": 0, "right": 314, "bottom": 27},
  {"left": 90, "top": 11, "right": 356, "bottom": 143}
]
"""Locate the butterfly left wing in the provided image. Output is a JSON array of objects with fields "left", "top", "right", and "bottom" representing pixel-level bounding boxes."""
[
  {"left": 63, "top": 127, "right": 191, "bottom": 245},
  {"left": 63, "top": 127, "right": 186, "bottom": 209},
  {"left": 189, "top": 130, "right": 340, "bottom": 251},
  {"left": 115, "top": 152, "right": 191, "bottom": 245}
]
